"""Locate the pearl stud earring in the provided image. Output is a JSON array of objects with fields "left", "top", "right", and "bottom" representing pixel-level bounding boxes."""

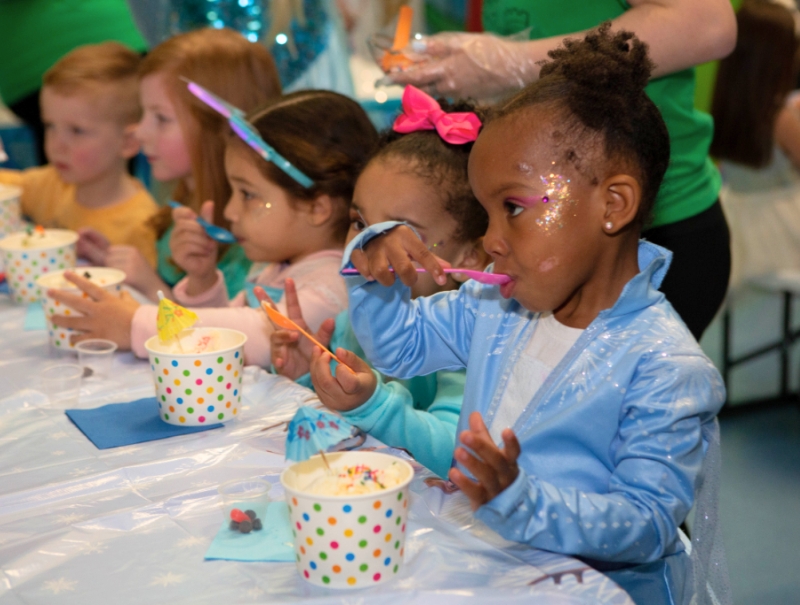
[{"left": 604, "top": 221, "right": 613, "bottom": 231}]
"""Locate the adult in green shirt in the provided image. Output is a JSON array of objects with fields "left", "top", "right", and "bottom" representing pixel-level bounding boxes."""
[{"left": 389, "top": 0, "right": 736, "bottom": 340}]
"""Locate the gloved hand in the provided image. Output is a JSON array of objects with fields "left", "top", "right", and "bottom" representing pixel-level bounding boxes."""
[{"left": 382, "top": 31, "right": 540, "bottom": 100}]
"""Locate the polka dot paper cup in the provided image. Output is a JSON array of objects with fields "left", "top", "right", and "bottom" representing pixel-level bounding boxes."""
[
  {"left": 0, "top": 229, "right": 78, "bottom": 304},
  {"left": 0, "top": 185, "right": 22, "bottom": 237},
  {"left": 281, "top": 451, "right": 414, "bottom": 589},
  {"left": 144, "top": 327, "right": 247, "bottom": 426},
  {"left": 37, "top": 268, "right": 125, "bottom": 351}
]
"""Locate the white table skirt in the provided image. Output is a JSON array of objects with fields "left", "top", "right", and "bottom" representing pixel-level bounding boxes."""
[{"left": 0, "top": 296, "right": 632, "bottom": 605}]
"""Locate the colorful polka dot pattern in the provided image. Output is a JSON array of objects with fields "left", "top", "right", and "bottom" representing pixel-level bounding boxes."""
[
  {"left": 42, "top": 276, "right": 123, "bottom": 350},
  {"left": 0, "top": 192, "right": 22, "bottom": 238},
  {"left": 2, "top": 241, "right": 77, "bottom": 304},
  {"left": 286, "top": 487, "right": 409, "bottom": 588},
  {"left": 149, "top": 346, "right": 245, "bottom": 426}
]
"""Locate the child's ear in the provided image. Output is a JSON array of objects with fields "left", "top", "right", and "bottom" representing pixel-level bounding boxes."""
[
  {"left": 304, "top": 193, "right": 335, "bottom": 227},
  {"left": 600, "top": 174, "right": 640, "bottom": 234},
  {"left": 449, "top": 238, "right": 492, "bottom": 283},
  {"left": 120, "top": 124, "right": 141, "bottom": 160}
]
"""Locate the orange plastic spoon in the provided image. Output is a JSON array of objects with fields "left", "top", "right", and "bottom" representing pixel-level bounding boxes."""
[
  {"left": 260, "top": 301, "right": 351, "bottom": 370},
  {"left": 392, "top": 5, "right": 413, "bottom": 51}
]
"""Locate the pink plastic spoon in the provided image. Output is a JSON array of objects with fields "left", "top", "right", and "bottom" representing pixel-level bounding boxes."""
[{"left": 341, "top": 267, "right": 511, "bottom": 285}]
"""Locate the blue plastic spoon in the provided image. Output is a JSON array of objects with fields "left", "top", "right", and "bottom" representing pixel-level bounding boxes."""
[{"left": 167, "top": 201, "right": 236, "bottom": 244}]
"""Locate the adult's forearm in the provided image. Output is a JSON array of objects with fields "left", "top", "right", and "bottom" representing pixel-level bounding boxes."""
[{"left": 510, "top": 0, "right": 736, "bottom": 85}]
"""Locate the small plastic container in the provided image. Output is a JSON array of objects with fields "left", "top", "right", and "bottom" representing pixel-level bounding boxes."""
[
  {"left": 75, "top": 339, "right": 118, "bottom": 378},
  {"left": 41, "top": 363, "right": 83, "bottom": 407},
  {"left": 218, "top": 479, "right": 271, "bottom": 532}
]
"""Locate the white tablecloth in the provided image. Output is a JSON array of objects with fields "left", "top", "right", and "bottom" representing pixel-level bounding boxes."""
[{"left": 0, "top": 296, "right": 632, "bottom": 605}]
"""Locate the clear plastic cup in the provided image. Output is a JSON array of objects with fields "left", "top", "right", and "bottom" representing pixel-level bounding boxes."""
[
  {"left": 41, "top": 363, "right": 83, "bottom": 407},
  {"left": 218, "top": 479, "right": 271, "bottom": 533},
  {"left": 75, "top": 339, "right": 118, "bottom": 378}
]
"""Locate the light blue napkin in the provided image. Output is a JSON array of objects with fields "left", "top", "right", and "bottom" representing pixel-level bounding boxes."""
[
  {"left": 205, "top": 501, "right": 295, "bottom": 562},
  {"left": 24, "top": 303, "right": 46, "bottom": 331},
  {"left": 66, "top": 397, "right": 223, "bottom": 449}
]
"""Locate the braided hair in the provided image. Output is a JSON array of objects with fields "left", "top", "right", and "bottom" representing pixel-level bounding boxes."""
[{"left": 493, "top": 23, "right": 670, "bottom": 226}]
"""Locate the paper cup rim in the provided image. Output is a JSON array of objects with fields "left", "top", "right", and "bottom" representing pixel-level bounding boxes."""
[
  {"left": 144, "top": 327, "right": 248, "bottom": 358},
  {"left": 280, "top": 452, "right": 414, "bottom": 502},
  {"left": 35, "top": 267, "right": 126, "bottom": 290},
  {"left": 0, "top": 228, "right": 78, "bottom": 251}
]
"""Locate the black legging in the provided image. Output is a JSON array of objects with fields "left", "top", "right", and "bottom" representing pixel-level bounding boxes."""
[{"left": 644, "top": 200, "right": 731, "bottom": 341}]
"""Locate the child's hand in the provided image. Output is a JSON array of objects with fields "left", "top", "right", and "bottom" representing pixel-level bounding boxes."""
[
  {"left": 448, "top": 412, "right": 521, "bottom": 511},
  {"left": 48, "top": 271, "right": 140, "bottom": 349},
  {"left": 77, "top": 228, "right": 110, "bottom": 265},
  {"left": 350, "top": 225, "right": 447, "bottom": 288},
  {"left": 309, "top": 347, "right": 377, "bottom": 412},
  {"left": 170, "top": 200, "right": 218, "bottom": 295},
  {"left": 104, "top": 245, "right": 170, "bottom": 302},
  {"left": 259, "top": 279, "right": 335, "bottom": 379}
]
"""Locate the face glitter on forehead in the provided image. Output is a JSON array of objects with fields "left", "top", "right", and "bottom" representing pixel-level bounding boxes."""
[{"left": 535, "top": 173, "right": 576, "bottom": 233}]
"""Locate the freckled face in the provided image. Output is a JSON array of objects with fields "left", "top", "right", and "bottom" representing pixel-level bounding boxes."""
[{"left": 468, "top": 110, "right": 605, "bottom": 314}]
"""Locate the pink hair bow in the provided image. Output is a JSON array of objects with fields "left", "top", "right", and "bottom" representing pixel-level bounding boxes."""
[{"left": 393, "top": 86, "right": 481, "bottom": 144}]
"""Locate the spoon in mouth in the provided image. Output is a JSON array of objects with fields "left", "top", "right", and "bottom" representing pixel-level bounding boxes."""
[{"left": 341, "top": 267, "right": 512, "bottom": 286}]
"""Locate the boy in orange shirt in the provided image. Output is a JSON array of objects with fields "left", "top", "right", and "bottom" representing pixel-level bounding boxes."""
[{"left": 0, "top": 42, "right": 158, "bottom": 267}]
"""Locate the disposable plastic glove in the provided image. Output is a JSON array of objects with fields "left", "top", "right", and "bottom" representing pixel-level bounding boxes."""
[{"left": 383, "top": 31, "right": 539, "bottom": 100}]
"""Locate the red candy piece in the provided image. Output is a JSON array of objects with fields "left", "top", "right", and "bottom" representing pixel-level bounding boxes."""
[{"left": 230, "top": 508, "right": 249, "bottom": 523}]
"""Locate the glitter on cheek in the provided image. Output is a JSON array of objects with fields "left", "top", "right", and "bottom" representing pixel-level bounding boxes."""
[{"left": 535, "top": 173, "right": 577, "bottom": 233}]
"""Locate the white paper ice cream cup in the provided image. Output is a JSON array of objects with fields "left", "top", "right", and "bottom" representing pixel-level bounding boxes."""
[
  {"left": 281, "top": 451, "right": 414, "bottom": 589},
  {"left": 144, "top": 327, "right": 247, "bottom": 426},
  {"left": 37, "top": 267, "right": 126, "bottom": 351},
  {"left": 0, "top": 228, "right": 78, "bottom": 304}
]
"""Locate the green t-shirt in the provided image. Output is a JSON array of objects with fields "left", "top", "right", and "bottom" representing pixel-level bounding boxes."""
[
  {"left": 156, "top": 225, "right": 252, "bottom": 299},
  {"left": 0, "top": 0, "right": 147, "bottom": 104},
  {"left": 482, "top": 0, "right": 721, "bottom": 227}
]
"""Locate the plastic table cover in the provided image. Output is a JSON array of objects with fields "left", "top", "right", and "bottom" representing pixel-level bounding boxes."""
[{"left": 0, "top": 297, "right": 633, "bottom": 605}]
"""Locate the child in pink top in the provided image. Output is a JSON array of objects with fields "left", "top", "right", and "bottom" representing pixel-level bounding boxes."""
[
  {"left": 46, "top": 90, "right": 379, "bottom": 368},
  {"left": 130, "top": 250, "right": 346, "bottom": 366}
]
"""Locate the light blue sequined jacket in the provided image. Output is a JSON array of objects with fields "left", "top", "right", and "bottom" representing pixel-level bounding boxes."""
[{"left": 343, "top": 223, "right": 726, "bottom": 604}]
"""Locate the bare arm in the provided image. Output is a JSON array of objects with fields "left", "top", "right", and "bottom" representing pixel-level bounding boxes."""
[{"left": 619, "top": 0, "right": 737, "bottom": 77}]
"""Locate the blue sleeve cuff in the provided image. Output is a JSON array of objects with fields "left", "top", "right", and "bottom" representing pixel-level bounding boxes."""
[
  {"left": 475, "top": 467, "right": 535, "bottom": 523},
  {"left": 296, "top": 372, "right": 314, "bottom": 391},
  {"left": 340, "top": 220, "right": 421, "bottom": 271},
  {"left": 339, "top": 371, "right": 386, "bottom": 429}
]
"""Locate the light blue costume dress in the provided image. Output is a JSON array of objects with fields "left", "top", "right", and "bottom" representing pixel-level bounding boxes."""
[
  {"left": 342, "top": 222, "right": 727, "bottom": 605},
  {"left": 293, "top": 310, "right": 463, "bottom": 479}
]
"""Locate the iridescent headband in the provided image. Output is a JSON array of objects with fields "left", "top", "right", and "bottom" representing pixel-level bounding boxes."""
[{"left": 184, "top": 79, "right": 314, "bottom": 188}]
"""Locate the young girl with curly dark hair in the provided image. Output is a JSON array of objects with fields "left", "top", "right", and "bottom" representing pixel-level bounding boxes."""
[{"left": 338, "top": 24, "right": 728, "bottom": 605}]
